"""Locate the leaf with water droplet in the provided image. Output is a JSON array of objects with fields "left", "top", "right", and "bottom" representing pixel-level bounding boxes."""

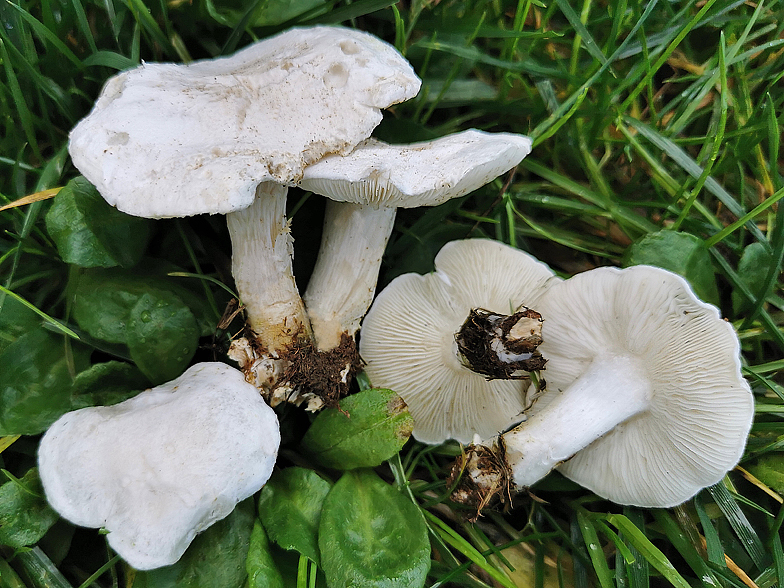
[
  {"left": 126, "top": 292, "right": 199, "bottom": 384},
  {"left": 72, "top": 264, "right": 217, "bottom": 345},
  {"left": 258, "top": 467, "right": 332, "bottom": 565}
]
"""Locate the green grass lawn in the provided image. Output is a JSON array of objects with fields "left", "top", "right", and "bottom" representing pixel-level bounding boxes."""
[{"left": 1, "top": 0, "right": 783, "bottom": 586}]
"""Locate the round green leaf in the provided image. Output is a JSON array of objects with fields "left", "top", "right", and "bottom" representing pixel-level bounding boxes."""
[
  {"left": 73, "top": 270, "right": 160, "bottom": 344},
  {"left": 300, "top": 388, "right": 413, "bottom": 470},
  {"left": 258, "top": 467, "right": 332, "bottom": 565},
  {"left": 126, "top": 291, "right": 199, "bottom": 384},
  {"left": 0, "top": 468, "right": 59, "bottom": 549},
  {"left": 73, "top": 266, "right": 215, "bottom": 344},
  {"left": 246, "top": 520, "right": 285, "bottom": 588},
  {"left": 318, "top": 470, "right": 430, "bottom": 588},
  {"left": 622, "top": 230, "right": 719, "bottom": 305},
  {"left": 0, "top": 329, "right": 91, "bottom": 436},
  {"left": 132, "top": 498, "right": 255, "bottom": 587},
  {"left": 45, "top": 176, "right": 151, "bottom": 268}
]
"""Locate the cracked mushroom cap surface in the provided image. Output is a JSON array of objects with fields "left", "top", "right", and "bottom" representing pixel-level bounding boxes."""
[
  {"left": 530, "top": 265, "right": 754, "bottom": 507},
  {"left": 299, "top": 129, "right": 533, "bottom": 207},
  {"left": 68, "top": 26, "right": 421, "bottom": 219},
  {"left": 359, "top": 239, "right": 560, "bottom": 444},
  {"left": 38, "top": 362, "right": 280, "bottom": 570}
]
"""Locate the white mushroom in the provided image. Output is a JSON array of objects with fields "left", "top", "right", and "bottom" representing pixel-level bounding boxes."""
[
  {"left": 38, "top": 362, "right": 280, "bottom": 570},
  {"left": 465, "top": 265, "right": 754, "bottom": 508},
  {"left": 298, "top": 130, "right": 533, "bottom": 394},
  {"left": 68, "top": 26, "right": 421, "bottom": 393},
  {"left": 359, "top": 239, "right": 559, "bottom": 444}
]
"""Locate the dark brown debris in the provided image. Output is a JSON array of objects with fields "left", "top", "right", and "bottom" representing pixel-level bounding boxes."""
[
  {"left": 281, "top": 332, "right": 364, "bottom": 409},
  {"left": 447, "top": 439, "right": 514, "bottom": 521},
  {"left": 455, "top": 307, "right": 546, "bottom": 380}
]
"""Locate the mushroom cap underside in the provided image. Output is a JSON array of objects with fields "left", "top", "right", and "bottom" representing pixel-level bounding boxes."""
[
  {"left": 69, "top": 25, "right": 421, "bottom": 219},
  {"left": 360, "top": 239, "right": 560, "bottom": 444},
  {"left": 38, "top": 362, "right": 280, "bottom": 569},
  {"left": 300, "top": 129, "right": 533, "bottom": 207},
  {"left": 530, "top": 265, "right": 753, "bottom": 507}
]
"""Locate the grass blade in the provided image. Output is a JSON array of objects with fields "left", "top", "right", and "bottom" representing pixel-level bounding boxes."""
[
  {"left": 0, "top": 285, "right": 80, "bottom": 340},
  {"left": 625, "top": 116, "right": 767, "bottom": 244},
  {"left": 0, "top": 39, "right": 40, "bottom": 160},
  {"left": 708, "top": 483, "right": 768, "bottom": 571},
  {"left": 3, "top": 2, "right": 83, "bottom": 67},
  {"left": 576, "top": 511, "right": 614, "bottom": 588},
  {"left": 619, "top": 0, "right": 719, "bottom": 113},
  {"left": 423, "top": 511, "right": 516, "bottom": 588},
  {"left": 606, "top": 514, "right": 692, "bottom": 588}
]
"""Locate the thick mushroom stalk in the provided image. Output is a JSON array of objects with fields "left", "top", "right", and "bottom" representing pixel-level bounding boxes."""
[
  {"left": 457, "top": 265, "right": 753, "bottom": 508},
  {"left": 304, "top": 202, "right": 395, "bottom": 351},
  {"left": 300, "top": 131, "right": 533, "bottom": 398},
  {"left": 502, "top": 355, "right": 652, "bottom": 486},
  {"left": 227, "top": 183, "right": 312, "bottom": 389}
]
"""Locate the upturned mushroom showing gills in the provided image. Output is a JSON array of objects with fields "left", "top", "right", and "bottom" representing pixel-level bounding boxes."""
[
  {"left": 359, "top": 239, "right": 560, "bottom": 445},
  {"left": 459, "top": 265, "right": 754, "bottom": 508},
  {"left": 38, "top": 363, "right": 280, "bottom": 570},
  {"left": 297, "top": 131, "right": 533, "bottom": 401},
  {"left": 67, "top": 25, "right": 421, "bottom": 395}
]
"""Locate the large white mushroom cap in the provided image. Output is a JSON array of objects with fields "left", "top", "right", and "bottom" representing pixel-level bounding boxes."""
[
  {"left": 38, "top": 362, "right": 280, "bottom": 570},
  {"left": 69, "top": 25, "right": 421, "bottom": 218},
  {"left": 360, "top": 239, "right": 560, "bottom": 444},
  {"left": 514, "top": 265, "right": 754, "bottom": 507},
  {"left": 300, "top": 130, "right": 533, "bottom": 207}
]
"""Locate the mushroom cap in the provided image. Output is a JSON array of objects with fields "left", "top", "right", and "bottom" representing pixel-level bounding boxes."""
[
  {"left": 38, "top": 362, "right": 280, "bottom": 569},
  {"left": 299, "top": 129, "right": 533, "bottom": 207},
  {"left": 530, "top": 265, "right": 753, "bottom": 507},
  {"left": 359, "top": 239, "right": 560, "bottom": 444},
  {"left": 69, "top": 26, "right": 421, "bottom": 219}
]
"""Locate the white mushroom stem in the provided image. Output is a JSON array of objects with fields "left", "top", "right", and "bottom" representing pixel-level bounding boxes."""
[
  {"left": 304, "top": 201, "right": 396, "bottom": 351},
  {"left": 501, "top": 354, "right": 652, "bottom": 487},
  {"left": 300, "top": 130, "right": 534, "bottom": 354},
  {"left": 227, "top": 182, "right": 311, "bottom": 355}
]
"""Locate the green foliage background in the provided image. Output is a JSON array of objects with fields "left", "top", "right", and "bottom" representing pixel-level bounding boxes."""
[{"left": 1, "top": 0, "right": 783, "bottom": 586}]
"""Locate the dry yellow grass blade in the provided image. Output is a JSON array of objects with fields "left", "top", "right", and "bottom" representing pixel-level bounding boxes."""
[
  {"left": 0, "top": 187, "right": 62, "bottom": 212},
  {"left": 735, "top": 465, "right": 783, "bottom": 503},
  {"left": 0, "top": 435, "right": 21, "bottom": 454}
]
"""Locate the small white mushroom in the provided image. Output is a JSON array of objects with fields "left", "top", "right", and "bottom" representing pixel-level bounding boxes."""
[
  {"left": 38, "top": 362, "right": 280, "bottom": 570},
  {"left": 68, "top": 26, "right": 421, "bottom": 392},
  {"left": 300, "top": 130, "right": 533, "bottom": 355},
  {"left": 468, "top": 265, "right": 754, "bottom": 508},
  {"left": 359, "top": 239, "right": 559, "bottom": 444}
]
